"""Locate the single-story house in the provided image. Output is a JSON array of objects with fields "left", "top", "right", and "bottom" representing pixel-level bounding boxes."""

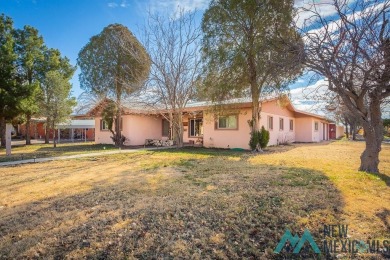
[{"left": 88, "top": 97, "right": 333, "bottom": 149}]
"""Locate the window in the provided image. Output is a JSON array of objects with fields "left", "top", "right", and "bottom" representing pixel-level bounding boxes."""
[
  {"left": 268, "top": 116, "right": 273, "bottom": 130},
  {"left": 100, "top": 120, "right": 109, "bottom": 131},
  {"left": 279, "top": 118, "right": 284, "bottom": 131},
  {"left": 162, "top": 119, "right": 170, "bottom": 137},
  {"left": 100, "top": 118, "right": 122, "bottom": 131},
  {"left": 217, "top": 115, "right": 237, "bottom": 129},
  {"left": 289, "top": 119, "right": 294, "bottom": 131},
  {"left": 314, "top": 122, "right": 319, "bottom": 131},
  {"left": 190, "top": 119, "right": 203, "bottom": 137}
]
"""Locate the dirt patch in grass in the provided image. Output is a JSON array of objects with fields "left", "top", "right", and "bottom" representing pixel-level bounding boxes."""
[{"left": 0, "top": 143, "right": 388, "bottom": 259}]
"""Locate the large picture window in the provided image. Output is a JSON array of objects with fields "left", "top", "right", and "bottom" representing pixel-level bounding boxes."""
[
  {"left": 190, "top": 119, "right": 203, "bottom": 137},
  {"left": 217, "top": 115, "right": 237, "bottom": 129}
]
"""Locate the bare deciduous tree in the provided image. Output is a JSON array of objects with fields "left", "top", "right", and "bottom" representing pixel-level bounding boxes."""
[
  {"left": 300, "top": 0, "right": 390, "bottom": 173},
  {"left": 141, "top": 10, "right": 201, "bottom": 147}
]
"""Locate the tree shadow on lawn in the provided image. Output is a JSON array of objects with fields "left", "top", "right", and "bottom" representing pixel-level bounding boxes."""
[
  {"left": 0, "top": 161, "right": 347, "bottom": 259},
  {"left": 152, "top": 141, "right": 336, "bottom": 158},
  {"left": 366, "top": 171, "right": 390, "bottom": 187},
  {"left": 376, "top": 209, "right": 390, "bottom": 233},
  {"left": 149, "top": 146, "right": 296, "bottom": 159}
]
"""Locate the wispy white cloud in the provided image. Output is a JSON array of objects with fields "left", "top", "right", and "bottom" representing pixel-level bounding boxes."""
[
  {"left": 294, "top": 0, "right": 339, "bottom": 28},
  {"left": 147, "top": 0, "right": 210, "bottom": 15},
  {"left": 290, "top": 78, "right": 331, "bottom": 115},
  {"left": 108, "top": 2, "right": 118, "bottom": 8},
  {"left": 107, "top": 0, "right": 129, "bottom": 8},
  {"left": 120, "top": 0, "right": 129, "bottom": 8}
]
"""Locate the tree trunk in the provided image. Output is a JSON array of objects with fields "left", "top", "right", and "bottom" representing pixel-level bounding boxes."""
[
  {"left": 115, "top": 99, "right": 122, "bottom": 147},
  {"left": 352, "top": 124, "right": 357, "bottom": 141},
  {"left": 169, "top": 112, "right": 174, "bottom": 140},
  {"left": 249, "top": 61, "right": 260, "bottom": 133},
  {"left": 177, "top": 112, "right": 184, "bottom": 148},
  {"left": 345, "top": 121, "right": 349, "bottom": 139},
  {"left": 53, "top": 124, "right": 56, "bottom": 148},
  {"left": 251, "top": 90, "right": 260, "bottom": 132},
  {"left": 26, "top": 114, "right": 31, "bottom": 145},
  {"left": 360, "top": 125, "right": 381, "bottom": 173},
  {"left": 359, "top": 97, "right": 383, "bottom": 173},
  {"left": 173, "top": 111, "right": 184, "bottom": 148},
  {"left": 349, "top": 123, "right": 353, "bottom": 137},
  {"left": 45, "top": 119, "right": 50, "bottom": 144},
  {"left": 0, "top": 117, "right": 5, "bottom": 147}
]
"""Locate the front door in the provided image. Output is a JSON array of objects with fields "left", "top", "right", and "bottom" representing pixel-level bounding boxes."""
[{"left": 329, "top": 124, "right": 336, "bottom": 139}]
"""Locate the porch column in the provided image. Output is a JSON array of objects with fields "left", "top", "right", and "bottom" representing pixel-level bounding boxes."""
[
  {"left": 58, "top": 129, "right": 60, "bottom": 143},
  {"left": 71, "top": 128, "right": 74, "bottom": 142},
  {"left": 6, "top": 123, "right": 12, "bottom": 156},
  {"left": 84, "top": 129, "right": 86, "bottom": 142}
]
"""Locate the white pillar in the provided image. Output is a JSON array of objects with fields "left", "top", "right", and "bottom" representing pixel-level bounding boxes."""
[
  {"left": 84, "top": 129, "right": 87, "bottom": 142},
  {"left": 58, "top": 128, "right": 60, "bottom": 143},
  {"left": 6, "top": 123, "right": 12, "bottom": 156}
]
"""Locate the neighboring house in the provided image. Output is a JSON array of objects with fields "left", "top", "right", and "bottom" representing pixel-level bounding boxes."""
[
  {"left": 89, "top": 97, "right": 333, "bottom": 149},
  {"left": 18, "top": 115, "right": 95, "bottom": 141},
  {"left": 18, "top": 118, "right": 50, "bottom": 139}
]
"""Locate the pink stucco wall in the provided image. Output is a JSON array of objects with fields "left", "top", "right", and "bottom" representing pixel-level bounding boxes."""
[
  {"left": 295, "top": 117, "right": 330, "bottom": 142},
  {"left": 261, "top": 100, "right": 296, "bottom": 145},
  {"left": 94, "top": 117, "right": 113, "bottom": 144},
  {"left": 203, "top": 108, "right": 252, "bottom": 149},
  {"left": 95, "top": 114, "right": 163, "bottom": 145},
  {"left": 123, "top": 114, "right": 162, "bottom": 145},
  {"left": 336, "top": 125, "right": 345, "bottom": 138},
  {"left": 202, "top": 102, "right": 297, "bottom": 149},
  {"left": 295, "top": 117, "right": 313, "bottom": 142}
]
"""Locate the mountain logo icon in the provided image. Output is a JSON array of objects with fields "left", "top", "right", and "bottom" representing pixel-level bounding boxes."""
[{"left": 274, "top": 229, "right": 321, "bottom": 254}]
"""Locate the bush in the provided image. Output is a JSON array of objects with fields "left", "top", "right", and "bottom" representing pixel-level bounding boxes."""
[
  {"left": 249, "top": 126, "right": 270, "bottom": 151},
  {"left": 259, "top": 126, "right": 270, "bottom": 149},
  {"left": 249, "top": 130, "right": 261, "bottom": 150}
]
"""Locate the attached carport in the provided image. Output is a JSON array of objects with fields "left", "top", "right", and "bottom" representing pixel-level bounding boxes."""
[{"left": 56, "top": 120, "right": 95, "bottom": 143}]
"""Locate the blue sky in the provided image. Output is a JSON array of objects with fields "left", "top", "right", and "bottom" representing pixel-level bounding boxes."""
[
  {"left": 1, "top": 0, "right": 153, "bottom": 97},
  {"left": 1, "top": 0, "right": 312, "bottom": 99}
]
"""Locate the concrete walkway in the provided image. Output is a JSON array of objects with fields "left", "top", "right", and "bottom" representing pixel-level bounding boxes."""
[{"left": 0, "top": 146, "right": 173, "bottom": 167}]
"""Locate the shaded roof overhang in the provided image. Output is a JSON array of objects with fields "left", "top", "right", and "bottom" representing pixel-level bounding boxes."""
[{"left": 56, "top": 120, "right": 95, "bottom": 129}]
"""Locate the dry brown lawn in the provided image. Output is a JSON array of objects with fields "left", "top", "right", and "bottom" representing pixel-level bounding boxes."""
[
  {"left": 0, "top": 141, "right": 389, "bottom": 259},
  {"left": 0, "top": 143, "right": 117, "bottom": 163}
]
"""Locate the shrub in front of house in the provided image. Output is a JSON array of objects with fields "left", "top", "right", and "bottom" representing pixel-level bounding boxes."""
[
  {"left": 249, "top": 126, "right": 270, "bottom": 151},
  {"left": 260, "top": 126, "right": 270, "bottom": 149},
  {"left": 249, "top": 130, "right": 262, "bottom": 151}
]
